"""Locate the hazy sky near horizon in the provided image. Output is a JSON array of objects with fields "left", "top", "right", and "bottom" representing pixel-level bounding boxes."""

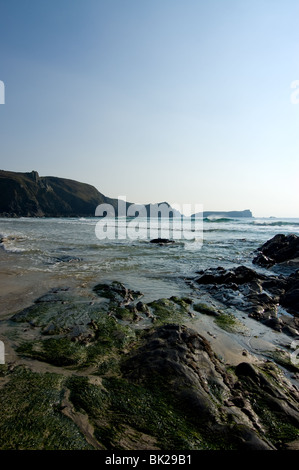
[{"left": 0, "top": 0, "right": 299, "bottom": 217}]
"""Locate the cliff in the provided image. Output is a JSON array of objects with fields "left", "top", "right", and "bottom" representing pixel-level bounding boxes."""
[
  {"left": 0, "top": 170, "right": 183, "bottom": 218},
  {"left": 0, "top": 170, "right": 116, "bottom": 217},
  {"left": 0, "top": 170, "right": 253, "bottom": 219}
]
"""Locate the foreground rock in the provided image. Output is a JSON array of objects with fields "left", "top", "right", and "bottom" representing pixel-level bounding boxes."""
[
  {"left": 253, "top": 234, "right": 299, "bottom": 268},
  {"left": 2, "top": 321, "right": 299, "bottom": 450},
  {"left": 194, "top": 265, "right": 299, "bottom": 336},
  {"left": 11, "top": 281, "right": 144, "bottom": 340},
  {"left": 123, "top": 324, "right": 299, "bottom": 450},
  {"left": 9, "top": 282, "right": 192, "bottom": 368},
  {"left": 2, "top": 279, "right": 299, "bottom": 450}
]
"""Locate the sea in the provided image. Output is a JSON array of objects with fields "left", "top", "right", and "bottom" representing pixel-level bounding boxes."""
[{"left": 1, "top": 216, "right": 299, "bottom": 303}]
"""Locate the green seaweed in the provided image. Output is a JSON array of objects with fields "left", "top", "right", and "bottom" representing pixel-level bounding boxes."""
[
  {"left": 170, "top": 296, "right": 192, "bottom": 308},
  {"left": 96, "top": 357, "right": 121, "bottom": 376},
  {"left": 0, "top": 367, "right": 92, "bottom": 450},
  {"left": 254, "top": 400, "right": 299, "bottom": 445},
  {"left": 17, "top": 315, "right": 137, "bottom": 369},
  {"left": 66, "top": 375, "right": 109, "bottom": 417},
  {"left": 193, "top": 302, "right": 220, "bottom": 316},
  {"left": 67, "top": 374, "right": 205, "bottom": 450},
  {"left": 93, "top": 281, "right": 142, "bottom": 304},
  {"left": 235, "top": 362, "right": 299, "bottom": 448},
  {"left": 147, "top": 298, "right": 190, "bottom": 325},
  {"left": 4, "top": 277, "right": 299, "bottom": 451},
  {"left": 113, "top": 306, "right": 137, "bottom": 322},
  {"left": 17, "top": 338, "right": 88, "bottom": 367},
  {"left": 12, "top": 297, "right": 110, "bottom": 333},
  {"left": 214, "top": 312, "right": 245, "bottom": 333},
  {"left": 265, "top": 348, "right": 299, "bottom": 373}
]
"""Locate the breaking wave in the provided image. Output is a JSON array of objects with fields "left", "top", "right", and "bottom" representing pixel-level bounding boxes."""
[
  {"left": 203, "top": 217, "right": 235, "bottom": 223},
  {"left": 250, "top": 221, "right": 299, "bottom": 227}
]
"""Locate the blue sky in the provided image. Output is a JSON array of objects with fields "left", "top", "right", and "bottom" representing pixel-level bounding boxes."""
[{"left": 0, "top": 0, "right": 299, "bottom": 217}]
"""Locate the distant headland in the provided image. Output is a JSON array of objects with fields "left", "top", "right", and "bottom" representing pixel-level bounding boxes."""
[
  {"left": 0, "top": 170, "right": 253, "bottom": 218},
  {"left": 194, "top": 210, "right": 253, "bottom": 218}
]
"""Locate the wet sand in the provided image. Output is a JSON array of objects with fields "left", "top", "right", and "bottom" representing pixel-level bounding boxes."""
[
  {"left": 184, "top": 315, "right": 260, "bottom": 366},
  {"left": 0, "top": 249, "right": 89, "bottom": 319},
  {"left": 0, "top": 250, "right": 61, "bottom": 319},
  {"left": 0, "top": 249, "right": 92, "bottom": 367}
]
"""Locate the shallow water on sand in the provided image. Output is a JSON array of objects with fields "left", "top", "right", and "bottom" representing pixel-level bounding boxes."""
[{"left": 1, "top": 216, "right": 299, "bottom": 306}]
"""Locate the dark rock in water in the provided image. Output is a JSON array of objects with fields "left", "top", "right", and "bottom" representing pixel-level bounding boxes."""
[
  {"left": 150, "top": 238, "right": 175, "bottom": 245},
  {"left": 122, "top": 324, "right": 299, "bottom": 450},
  {"left": 136, "top": 301, "right": 151, "bottom": 316},
  {"left": 193, "top": 265, "right": 299, "bottom": 336},
  {"left": 195, "top": 265, "right": 266, "bottom": 285},
  {"left": 53, "top": 255, "right": 82, "bottom": 263},
  {"left": 281, "top": 288, "right": 299, "bottom": 313},
  {"left": 253, "top": 234, "right": 299, "bottom": 268},
  {"left": 280, "top": 270, "right": 299, "bottom": 313},
  {"left": 93, "top": 280, "right": 143, "bottom": 306}
]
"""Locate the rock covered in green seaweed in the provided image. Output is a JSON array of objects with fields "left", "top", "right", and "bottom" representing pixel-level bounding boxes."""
[
  {"left": 3, "top": 279, "right": 299, "bottom": 451},
  {"left": 122, "top": 324, "right": 299, "bottom": 450}
]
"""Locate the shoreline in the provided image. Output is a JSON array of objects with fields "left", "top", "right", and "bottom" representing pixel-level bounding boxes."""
[
  {"left": 0, "top": 250, "right": 251, "bottom": 367},
  {"left": 0, "top": 249, "right": 262, "bottom": 385},
  {"left": 0, "top": 243, "right": 297, "bottom": 369},
  {"left": 0, "top": 247, "right": 261, "bottom": 368}
]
